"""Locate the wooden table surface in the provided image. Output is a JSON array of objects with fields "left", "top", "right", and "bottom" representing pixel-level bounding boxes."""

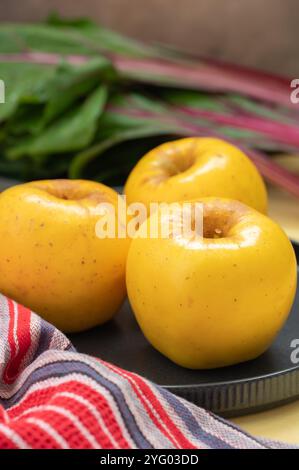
[
  {"left": 268, "top": 185, "right": 299, "bottom": 244},
  {"left": 232, "top": 185, "right": 299, "bottom": 445}
]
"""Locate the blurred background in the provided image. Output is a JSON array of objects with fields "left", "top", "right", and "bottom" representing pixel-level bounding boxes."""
[
  {"left": 0, "top": 0, "right": 299, "bottom": 238},
  {"left": 0, "top": 0, "right": 298, "bottom": 76}
]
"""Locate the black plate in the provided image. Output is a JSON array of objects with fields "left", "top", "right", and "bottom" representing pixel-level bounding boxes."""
[{"left": 70, "top": 243, "right": 299, "bottom": 418}]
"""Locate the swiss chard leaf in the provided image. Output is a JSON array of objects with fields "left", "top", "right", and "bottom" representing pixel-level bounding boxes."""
[
  {"left": 0, "top": 62, "right": 54, "bottom": 122},
  {"left": 7, "top": 85, "right": 108, "bottom": 158}
]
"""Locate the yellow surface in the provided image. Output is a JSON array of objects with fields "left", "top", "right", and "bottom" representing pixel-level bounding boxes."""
[
  {"left": 233, "top": 401, "right": 299, "bottom": 445},
  {"left": 268, "top": 185, "right": 299, "bottom": 243},
  {"left": 231, "top": 185, "right": 299, "bottom": 445}
]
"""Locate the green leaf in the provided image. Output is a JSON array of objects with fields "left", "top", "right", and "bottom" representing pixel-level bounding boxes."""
[
  {"left": 7, "top": 85, "right": 108, "bottom": 158},
  {"left": 35, "top": 58, "right": 116, "bottom": 128},
  {"left": 162, "top": 90, "right": 227, "bottom": 112},
  {"left": 46, "top": 13, "right": 97, "bottom": 30},
  {"left": 69, "top": 126, "right": 173, "bottom": 178},
  {"left": 46, "top": 13, "right": 162, "bottom": 58},
  {"left": 0, "top": 24, "right": 97, "bottom": 55},
  {"left": 0, "top": 62, "right": 54, "bottom": 122}
]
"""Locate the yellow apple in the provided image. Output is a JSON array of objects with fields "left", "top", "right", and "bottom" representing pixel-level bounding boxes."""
[
  {"left": 126, "top": 198, "right": 297, "bottom": 369},
  {"left": 125, "top": 137, "right": 268, "bottom": 213},
  {"left": 0, "top": 179, "right": 130, "bottom": 332}
]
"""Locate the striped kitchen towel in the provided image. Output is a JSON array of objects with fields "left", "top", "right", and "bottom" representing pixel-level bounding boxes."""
[{"left": 0, "top": 294, "right": 293, "bottom": 449}]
